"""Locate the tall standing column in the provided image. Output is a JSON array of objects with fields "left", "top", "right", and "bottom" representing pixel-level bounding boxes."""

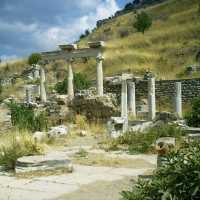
[
  {"left": 68, "top": 61, "right": 74, "bottom": 100},
  {"left": 40, "top": 67, "right": 47, "bottom": 103},
  {"left": 148, "top": 77, "right": 156, "bottom": 121},
  {"left": 121, "top": 75, "right": 128, "bottom": 133},
  {"left": 175, "top": 82, "right": 182, "bottom": 118},
  {"left": 128, "top": 82, "right": 136, "bottom": 117},
  {"left": 96, "top": 54, "right": 104, "bottom": 96}
]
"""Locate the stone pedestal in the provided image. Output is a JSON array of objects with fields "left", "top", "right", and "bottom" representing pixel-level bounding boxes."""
[
  {"left": 68, "top": 62, "right": 74, "bottom": 100},
  {"left": 96, "top": 55, "right": 104, "bottom": 96},
  {"left": 148, "top": 77, "right": 156, "bottom": 121},
  {"left": 175, "top": 82, "right": 182, "bottom": 118},
  {"left": 40, "top": 67, "right": 47, "bottom": 103},
  {"left": 128, "top": 82, "right": 136, "bottom": 117}
]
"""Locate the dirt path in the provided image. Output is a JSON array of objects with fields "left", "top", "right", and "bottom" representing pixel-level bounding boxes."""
[{"left": 55, "top": 177, "right": 134, "bottom": 200}]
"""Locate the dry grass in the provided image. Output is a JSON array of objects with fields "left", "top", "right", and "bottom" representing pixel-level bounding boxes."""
[
  {"left": 78, "top": 0, "right": 200, "bottom": 79},
  {"left": 72, "top": 152, "right": 155, "bottom": 168}
]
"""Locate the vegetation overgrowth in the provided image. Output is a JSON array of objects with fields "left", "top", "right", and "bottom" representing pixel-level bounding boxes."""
[
  {"left": 8, "top": 102, "right": 49, "bottom": 132},
  {"left": 103, "top": 124, "right": 185, "bottom": 153},
  {"left": 185, "top": 96, "right": 200, "bottom": 127},
  {"left": 0, "top": 131, "right": 43, "bottom": 170},
  {"left": 55, "top": 73, "right": 92, "bottom": 94},
  {"left": 121, "top": 141, "right": 200, "bottom": 200}
]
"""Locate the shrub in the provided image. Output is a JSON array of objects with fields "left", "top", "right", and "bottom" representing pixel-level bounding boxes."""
[
  {"left": 55, "top": 72, "right": 91, "bottom": 94},
  {"left": 28, "top": 53, "right": 42, "bottom": 65},
  {"left": 105, "top": 124, "right": 184, "bottom": 153},
  {"left": 134, "top": 11, "right": 152, "bottom": 34},
  {"left": 185, "top": 97, "right": 200, "bottom": 127},
  {"left": 8, "top": 102, "right": 48, "bottom": 131},
  {"left": 0, "top": 131, "right": 43, "bottom": 170},
  {"left": 121, "top": 141, "right": 200, "bottom": 200},
  {"left": 118, "top": 28, "right": 129, "bottom": 38},
  {"left": 75, "top": 114, "right": 88, "bottom": 130}
]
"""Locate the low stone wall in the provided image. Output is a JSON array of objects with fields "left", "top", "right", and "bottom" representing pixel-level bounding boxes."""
[{"left": 105, "top": 78, "right": 200, "bottom": 105}]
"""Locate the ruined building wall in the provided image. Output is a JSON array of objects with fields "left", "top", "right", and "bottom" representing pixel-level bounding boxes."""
[{"left": 105, "top": 78, "right": 200, "bottom": 105}]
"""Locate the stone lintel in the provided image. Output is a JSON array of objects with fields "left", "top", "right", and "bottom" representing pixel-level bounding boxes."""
[
  {"left": 121, "top": 73, "right": 133, "bottom": 81},
  {"left": 59, "top": 44, "right": 78, "bottom": 51},
  {"left": 88, "top": 41, "right": 105, "bottom": 48},
  {"left": 41, "top": 48, "right": 102, "bottom": 61}
]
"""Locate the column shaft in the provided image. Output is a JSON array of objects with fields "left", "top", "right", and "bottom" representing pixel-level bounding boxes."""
[
  {"left": 148, "top": 77, "right": 156, "bottom": 121},
  {"left": 40, "top": 67, "right": 47, "bottom": 103},
  {"left": 128, "top": 82, "right": 136, "bottom": 117},
  {"left": 96, "top": 55, "right": 104, "bottom": 96},
  {"left": 26, "top": 87, "right": 31, "bottom": 104},
  {"left": 175, "top": 82, "right": 182, "bottom": 118},
  {"left": 68, "top": 62, "right": 74, "bottom": 100}
]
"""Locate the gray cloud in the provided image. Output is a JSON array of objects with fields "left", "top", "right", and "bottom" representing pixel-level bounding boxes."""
[{"left": 0, "top": 0, "right": 121, "bottom": 60}]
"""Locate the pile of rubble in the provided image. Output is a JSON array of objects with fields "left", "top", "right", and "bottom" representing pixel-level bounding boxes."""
[{"left": 70, "top": 93, "right": 119, "bottom": 120}]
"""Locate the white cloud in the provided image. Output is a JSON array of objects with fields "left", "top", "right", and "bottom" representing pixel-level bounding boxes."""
[
  {"left": 34, "top": 0, "right": 119, "bottom": 51},
  {"left": 0, "top": 54, "right": 18, "bottom": 62}
]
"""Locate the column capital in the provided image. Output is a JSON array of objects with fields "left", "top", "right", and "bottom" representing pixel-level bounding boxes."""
[
  {"left": 68, "top": 58, "right": 75, "bottom": 63},
  {"left": 96, "top": 54, "right": 104, "bottom": 61}
]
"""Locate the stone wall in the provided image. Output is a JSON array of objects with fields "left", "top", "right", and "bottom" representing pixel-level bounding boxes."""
[{"left": 105, "top": 78, "right": 200, "bottom": 105}]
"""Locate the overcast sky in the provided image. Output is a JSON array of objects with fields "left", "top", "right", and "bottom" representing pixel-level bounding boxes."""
[{"left": 0, "top": 0, "right": 130, "bottom": 61}]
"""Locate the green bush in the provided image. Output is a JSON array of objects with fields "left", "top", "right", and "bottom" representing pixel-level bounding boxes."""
[
  {"left": 134, "top": 11, "right": 152, "bottom": 34},
  {"left": 8, "top": 102, "right": 48, "bottom": 131},
  {"left": 121, "top": 141, "right": 200, "bottom": 200},
  {"left": 55, "top": 72, "right": 91, "bottom": 94},
  {"left": 106, "top": 124, "right": 184, "bottom": 153},
  {"left": 185, "top": 97, "right": 200, "bottom": 127},
  {"left": 0, "top": 131, "right": 43, "bottom": 170},
  {"left": 28, "top": 53, "right": 42, "bottom": 65}
]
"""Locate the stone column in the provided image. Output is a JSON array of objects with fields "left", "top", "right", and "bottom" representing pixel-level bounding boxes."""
[
  {"left": 68, "top": 61, "right": 74, "bottom": 100},
  {"left": 128, "top": 82, "right": 136, "bottom": 117},
  {"left": 174, "top": 82, "right": 182, "bottom": 118},
  {"left": 96, "top": 54, "right": 104, "bottom": 96},
  {"left": 148, "top": 77, "right": 156, "bottom": 121},
  {"left": 40, "top": 67, "right": 47, "bottom": 103},
  {"left": 26, "top": 87, "right": 32, "bottom": 104},
  {"left": 121, "top": 75, "right": 128, "bottom": 133}
]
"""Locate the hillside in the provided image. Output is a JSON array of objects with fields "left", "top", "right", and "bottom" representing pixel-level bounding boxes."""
[
  {"left": 76, "top": 0, "right": 200, "bottom": 80},
  {"left": 0, "top": 0, "right": 200, "bottom": 82}
]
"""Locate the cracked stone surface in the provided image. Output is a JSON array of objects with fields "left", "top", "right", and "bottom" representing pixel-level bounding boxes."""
[{"left": 0, "top": 164, "right": 154, "bottom": 200}]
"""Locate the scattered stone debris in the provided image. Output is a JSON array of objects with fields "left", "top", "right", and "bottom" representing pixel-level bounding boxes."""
[
  {"left": 32, "top": 131, "right": 47, "bottom": 143},
  {"left": 48, "top": 125, "right": 69, "bottom": 138}
]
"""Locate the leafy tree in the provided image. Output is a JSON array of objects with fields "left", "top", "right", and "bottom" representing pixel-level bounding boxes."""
[
  {"left": 55, "top": 73, "right": 91, "bottom": 94},
  {"left": 134, "top": 11, "right": 152, "bottom": 34},
  {"left": 185, "top": 97, "right": 200, "bottom": 127},
  {"left": 74, "top": 73, "right": 91, "bottom": 91},
  {"left": 28, "top": 53, "right": 42, "bottom": 65}
]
